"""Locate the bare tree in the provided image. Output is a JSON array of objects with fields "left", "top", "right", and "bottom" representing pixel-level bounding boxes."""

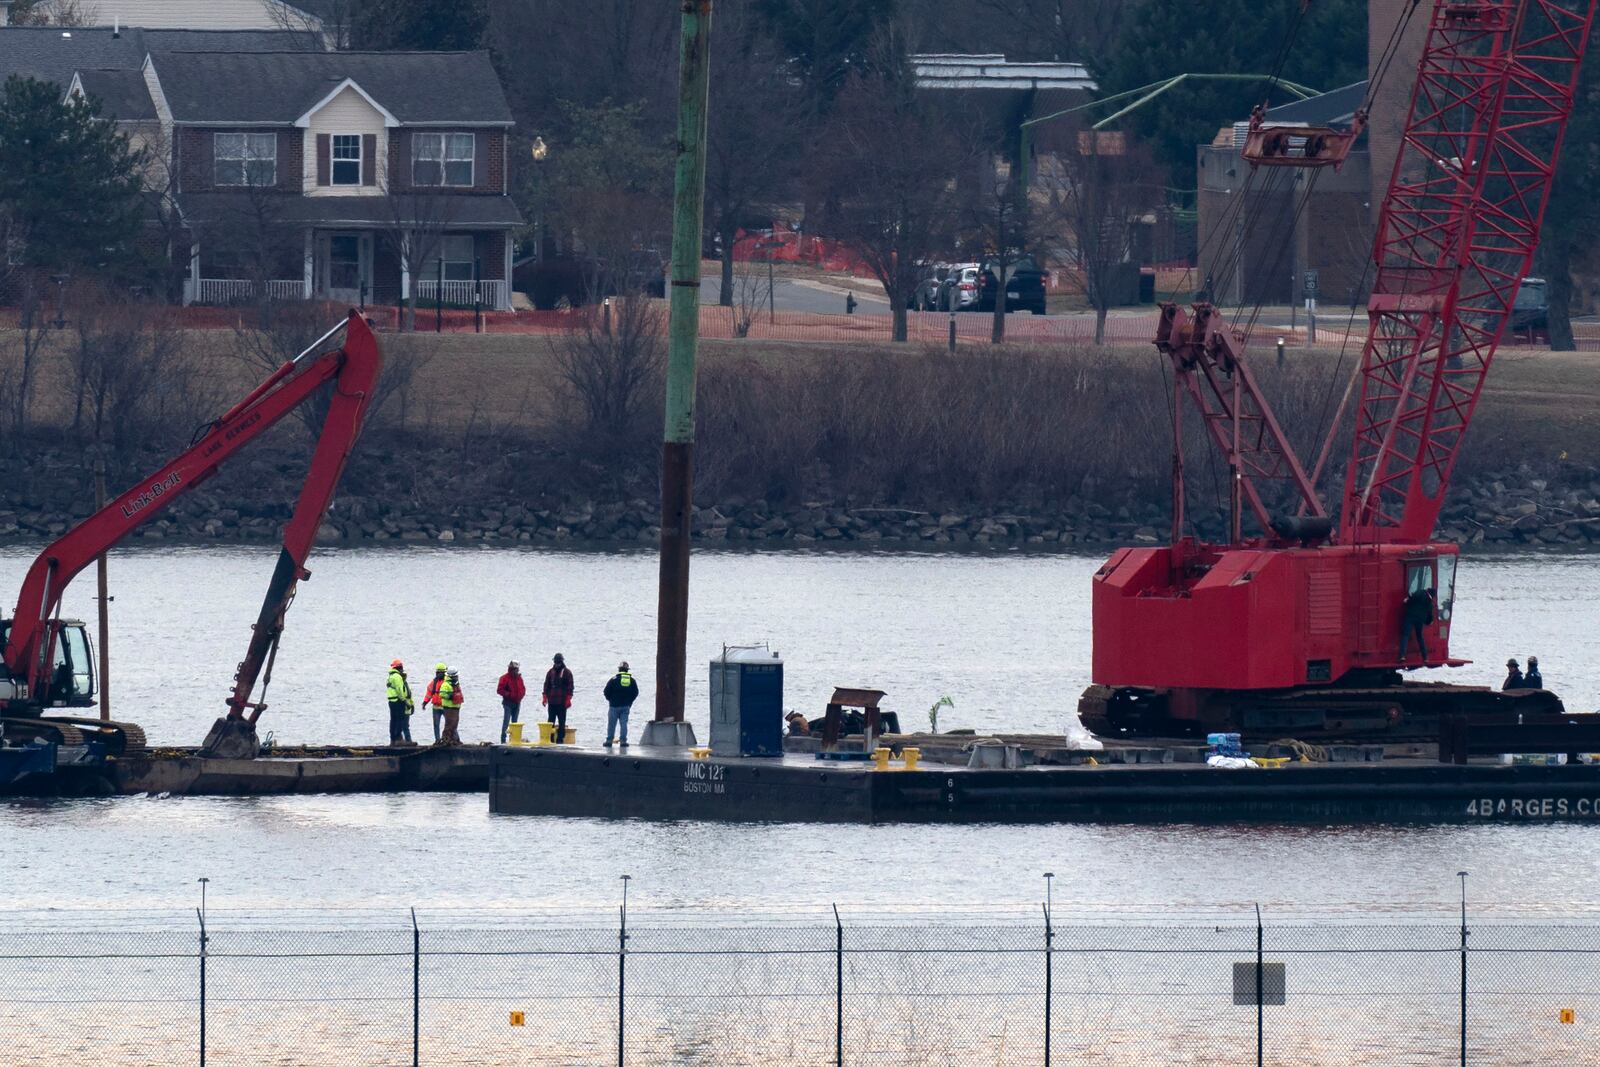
[
  {"left": 550, "top": 295, "right": 664, "bottom": 442},
  {"left": 729, "top": 258, "right": 774, "bottom": 339},
  {"left": 962, "top": 160, "right": 1033, "bottom": 343},
  {"left": 62, "top": 286, "right": 188, "bottom": 450},
  {"left": 812, "top": 73, "right": 968, "bottom": 342},
  {"left": 706, "top": 1, "right": 802, "bottom": 307},
  {"left": 0, "top": 279, "right": 56, "bottom": 435},
  {"left": 189, "top": 180, "right": 304, "bottom": 326},
  {"left": 267, "top": 0, "right": 355, "bottom": 48},
  {"left": 378, "top": 185, "right": 461, "bottom": 331},
  {"left": 10, "top": 0, "right": 100, "bottom": 26},
  {"left": 1036, "top": 125, "right": 1164, "bottom": 344}
]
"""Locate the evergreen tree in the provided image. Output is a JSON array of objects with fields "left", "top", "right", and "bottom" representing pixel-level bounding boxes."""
[
  {"left": 0, "top": 76, "right": 144, "bottom": 277},
  {"left": 353, "top": 0, "right": 489, "bottom": 51},
  {"left": 753, "top": 0, "right": 900, "bottom": 113},
  {"left": 1092, "top": 0, "right": 1366, "bottom": 189},
  {"left": 1536, "top": 22, "right": 1600, "bottom": 351}
]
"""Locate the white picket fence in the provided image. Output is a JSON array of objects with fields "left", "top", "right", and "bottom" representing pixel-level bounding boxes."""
[{"left": 415, "top": 279, "right": 506, "bottom": 308}]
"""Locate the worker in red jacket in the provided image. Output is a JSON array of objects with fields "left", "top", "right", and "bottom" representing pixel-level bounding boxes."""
[
  {"left": 497, "top": 660, "right": 526, "bottom": 743},
  {"left": 542, "top": 652, "right": 575, "bottom": 744}
]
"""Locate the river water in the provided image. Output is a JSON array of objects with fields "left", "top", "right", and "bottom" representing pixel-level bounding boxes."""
[{"left": 3, "top": 545, "right": 1600, "bottom": 918}]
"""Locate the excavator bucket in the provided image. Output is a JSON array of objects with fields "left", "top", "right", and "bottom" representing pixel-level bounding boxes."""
[{"left": 200, "top": 717, "right": 260, "bottom": 759}]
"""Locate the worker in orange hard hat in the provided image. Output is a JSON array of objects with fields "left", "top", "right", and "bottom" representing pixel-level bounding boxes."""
[{"left": 385, "top": 660, "right": 414, "bottom": 745}]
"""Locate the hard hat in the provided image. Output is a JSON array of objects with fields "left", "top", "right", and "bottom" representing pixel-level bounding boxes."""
[
  {"left": 435, "top": 662, "right": 447, "bottom": 672},
  {"left": 1528, "top": 656, "right": 1539, "bottom": 666},
  {"left": 509, "top": 660, "right": 519, "bottom": 669},
  {"left": 390, "top": 659, "right": 404, "bottom": 669},
  {"left": 1507, "top": 658, "right": 1519, "bottom": 667},
  {"left": 447, "top": 669, "right": 459, "bottom": 679},
  {"left": 618, "top": 661, "right": 629, "bottom": 671}
]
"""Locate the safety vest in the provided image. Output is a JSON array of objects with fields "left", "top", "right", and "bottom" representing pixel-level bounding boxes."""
[
  {"left": 617, "top": 671, "right": 634, "bottom": 690},
  {"left": 440, "top": 679, "right": 463, "bottom": 710},
  {"left": 387, "top": 670, "right": 412, "bottom": 707}
]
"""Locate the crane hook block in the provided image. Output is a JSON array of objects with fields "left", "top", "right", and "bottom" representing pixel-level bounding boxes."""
[{"left": 1242, "top": 105, "right": 1368, "bottom": 170}]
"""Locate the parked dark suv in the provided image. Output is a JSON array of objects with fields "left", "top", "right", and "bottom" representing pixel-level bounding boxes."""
[{"left": 976, "top": 254, "right": 1047, "bottom": 315}]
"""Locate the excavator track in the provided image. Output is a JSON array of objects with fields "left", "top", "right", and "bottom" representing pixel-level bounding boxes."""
[
  {"left": 1077, "top": 683, "right": 1566, "bottom": 745},
  {"left": 0, "top": 716, "right": 146, "bottom": 755}
]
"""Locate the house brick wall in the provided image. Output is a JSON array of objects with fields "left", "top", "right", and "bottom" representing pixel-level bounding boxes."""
[
  {"left": 178, "top": 127, "right": 302, "bottom": 194},
  {"left": 478, "top": 231, "right": 506, "bottom": 280}
]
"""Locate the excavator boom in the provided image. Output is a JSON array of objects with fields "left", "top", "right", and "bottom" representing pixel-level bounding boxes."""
[{"left": 1, "top": 311, "right": 381, "bottom": 756}]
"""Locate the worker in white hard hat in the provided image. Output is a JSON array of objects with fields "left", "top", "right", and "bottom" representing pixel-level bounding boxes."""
[{"left": 603, "top": 661, "right": 640, "bottom": 748}]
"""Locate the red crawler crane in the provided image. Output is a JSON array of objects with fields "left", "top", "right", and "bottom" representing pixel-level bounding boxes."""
[
  {"left": 1081, "top": 0, "right": 1596, "bottom": 739},
  {"left": 0, "top": 311, "right": 381, "bottom": 758}
]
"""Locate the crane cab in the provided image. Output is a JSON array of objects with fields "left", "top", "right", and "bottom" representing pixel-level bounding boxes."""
[{"left": 0, "top": 618, "right": 96, "bottom": 713}]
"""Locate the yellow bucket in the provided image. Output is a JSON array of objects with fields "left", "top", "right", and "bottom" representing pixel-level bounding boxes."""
[
  {"left": 507, "top": 722, "right": 525, "bottom": 746},
  {"left": 537, "top": 721, "right": 554, "bottom": 745},
  {"left": 901, "top": 747, "right": 921, "bottom": 770},
  {"left": 872, "top": 747, "right": 892, "bottom": 771}
]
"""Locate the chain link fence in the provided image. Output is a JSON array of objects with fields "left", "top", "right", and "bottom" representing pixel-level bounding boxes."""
[{"left": 1, "top": 912, "right": 1596, "bottom": 1065}]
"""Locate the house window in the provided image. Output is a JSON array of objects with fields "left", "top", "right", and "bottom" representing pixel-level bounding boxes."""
[
  {"left": 412, "top": 132, "right": 474, "bottom": 187},
  {"left": 331, "top": 134, "right": 361, "bottom": 185},
  {"left": 214, "top": 132, "right": 277, "bottom": 187},
  {"left": 424, "top": 235, "right": 476, "bottom": 282}
]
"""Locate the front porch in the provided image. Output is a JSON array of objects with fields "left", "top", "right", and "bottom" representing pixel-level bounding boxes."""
[{"left": 184, "top": 226, "right": 514, "bottom": 311}]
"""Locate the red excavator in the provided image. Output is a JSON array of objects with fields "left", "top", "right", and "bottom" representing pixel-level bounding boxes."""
[
  {"left": 1080, "top": 0, "right": 1593, "bottom": 740},
  {"left": 0, "top": 310, "right": 381, "bottom": 758}
]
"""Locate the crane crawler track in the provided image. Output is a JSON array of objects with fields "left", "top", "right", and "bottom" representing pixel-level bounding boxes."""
[
  {"left": 0, "top": 716, "right": 146, "bottom": 754},
  {"left": 1077, "top": 683, "right": 1566, "bottom": 746}
]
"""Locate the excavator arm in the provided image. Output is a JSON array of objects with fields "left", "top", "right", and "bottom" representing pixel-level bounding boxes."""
[{"left": 2, "top": 311, "right": 381, "bottom": 755}]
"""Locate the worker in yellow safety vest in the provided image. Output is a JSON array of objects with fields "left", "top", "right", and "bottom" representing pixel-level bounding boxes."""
[
  {"left": 437, "top": 668, "right": 464, "bottom": 745},
  {"left": 386, "top": 659, "right": 414, "bottom": 745}
]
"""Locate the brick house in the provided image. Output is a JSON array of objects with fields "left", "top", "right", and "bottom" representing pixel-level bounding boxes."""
[{"left": 137, "top": 49, "right": 520, "bottom": 310}]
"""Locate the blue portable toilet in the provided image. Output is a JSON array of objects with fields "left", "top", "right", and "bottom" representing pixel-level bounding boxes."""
[{"left": 709, "top": 646, "right": 784, "bottom": 757}]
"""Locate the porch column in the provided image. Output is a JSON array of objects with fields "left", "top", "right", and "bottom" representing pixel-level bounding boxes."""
[
  {"left": 302, "top": 229, "right": 314, "bottom": 299},
  {"left": 502, "top": 230, "right": 513, "bottom": 310},
  {"left": 400, "top": 231, "right": 411, "bottom": 302},
  {"left": 185, "top": 242, "right": 200, "bottom": 306}
]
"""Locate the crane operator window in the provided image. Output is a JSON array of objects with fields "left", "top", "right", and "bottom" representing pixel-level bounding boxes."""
[{"left": 49, "top": 626, "right": 93, "bottom": 704}]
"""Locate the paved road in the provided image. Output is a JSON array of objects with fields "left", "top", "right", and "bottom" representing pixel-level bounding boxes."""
[{"left": 700, "top": 273, "right": 887, "bottom": 315}]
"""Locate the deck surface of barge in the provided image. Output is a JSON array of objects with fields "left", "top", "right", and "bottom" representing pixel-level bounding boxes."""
[{"left": 490, "top": 744, "right": 1600, "bottom": 824}]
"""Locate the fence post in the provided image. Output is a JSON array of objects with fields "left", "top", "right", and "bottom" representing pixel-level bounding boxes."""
[
  {"left": 1255, "top": 903, "right": 1264, "bottom": 1067},
  {"left": 436, "top": 260, "right": 444, "bottom": 334},
  {"left": 833, "top": 904, "right": 843, "bottom": 1067},
  {"left": 197, "top": 906, "right": 207, "bottom": 1067},
  {"left": 1042, "top": 900, "right": 1053, "bottom": 1067},
  {"left": 411, "top": 907, "right": 420, "bottom": 1067},
  {"left": 1459, "top": 872, "right": 1469, "bottom": 1067},
  {"left": 618, "top": 875, "right": 630, "bottom": 1067}
]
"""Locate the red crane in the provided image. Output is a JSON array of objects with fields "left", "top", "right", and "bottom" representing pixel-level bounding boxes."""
[
  {"left": 1082, "top": 0, "right": 1595, "bottom": 739},
  {"left": 0, "top": 311, "right": 382, "bottom": 758}
]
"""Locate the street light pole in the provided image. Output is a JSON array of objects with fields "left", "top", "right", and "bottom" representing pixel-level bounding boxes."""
[{"left": 651, "top": 0, "right": 713, "bottom": 738}]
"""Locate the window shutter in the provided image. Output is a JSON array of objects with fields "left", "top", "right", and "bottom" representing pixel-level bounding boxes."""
[
  {"left": 362, "top": 134, "right": 377, "bottom": 186},
  {"left": 316, "top": 133, "right": 330, "bottom": 186},
  {"left": 472, "top": 132, "right": 485, "bottom": 190},
  {"left": 393, "top": 130, "right": 408, "bottom": 191}
]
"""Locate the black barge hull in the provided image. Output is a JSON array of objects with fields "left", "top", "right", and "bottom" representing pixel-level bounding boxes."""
[{"left": 490, "top": 745, "right": 1600, "bottom": 824}]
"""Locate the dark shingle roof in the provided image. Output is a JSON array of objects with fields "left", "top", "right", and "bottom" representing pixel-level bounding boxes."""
[
  {"left": 0, "top": 26, "right": 319, "bottom": 89},
  {"left": 180, "top": 192, "right": 524, "bottom": 229},
  {"left": 142, "top": 29, "right": 322, "bottom": 53},
  {"left": 73, "top": 68, "right": 156, "bottom": 120},
  {"left": 149, "top": 50, "right": 513, "bottom": 126}
]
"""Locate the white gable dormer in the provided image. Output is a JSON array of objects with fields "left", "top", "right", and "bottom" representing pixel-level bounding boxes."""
[{"left": 300, "top": 80, "right": 396, "bottom": 196}]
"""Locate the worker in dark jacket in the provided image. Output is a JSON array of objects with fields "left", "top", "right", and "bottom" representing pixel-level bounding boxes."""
[
  {"left": 497, "top": 661, "right": 526, "bottom": 743},
  {"left": 602, "top": 661, "right": 640, "bottom": 748},
  {"left": 1503, "top": 658, "right": 1524, "bottom": 690},
  {"left": 386, "top": 659, "right": 414, "bottom": 744},
  {"left": 1398, "top": 586, "right": 1435, "bottom": 662},
  {"left": 1524, "top": 656, "right": 1543, "bottom": 690},
  {"left": 542, "top": 653, "right": 575, "bottom": 744}
]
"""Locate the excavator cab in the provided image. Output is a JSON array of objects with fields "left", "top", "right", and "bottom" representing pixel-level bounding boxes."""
[
  {"left": 0, "top": 618, "right": 94, "bottom": 712},
  {"left": 46, "top": 621, "right": 95, "bottom": 708}
]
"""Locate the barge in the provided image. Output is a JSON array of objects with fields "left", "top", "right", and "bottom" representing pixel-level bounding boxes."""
[
  {"left": 0, "top": 744, "right": 490, "bottom": 798},
  {"left": 488, "top": 741, "right": 1600, "bottom": 825}
]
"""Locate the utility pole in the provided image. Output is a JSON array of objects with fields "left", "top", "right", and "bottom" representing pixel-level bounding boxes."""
[
  {"left": 648, "top": 0, "right": 713, "bottom": 744},
  {"left": 94, "top": 458, "right": 110, "bottom": 720}
]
